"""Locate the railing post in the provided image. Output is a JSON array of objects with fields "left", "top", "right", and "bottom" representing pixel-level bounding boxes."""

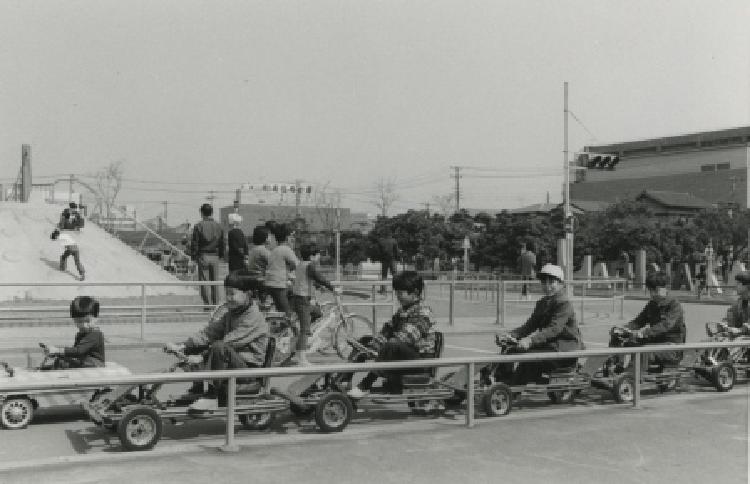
[
  {"left": 449, "top": 281, "right": 455, "bottom": 327},
  {"left": 465, "top": 362, "right": 475, "bottom": 428},
  {"left": 580, "top": 284, "right": 585, "bottom": 325},
  {"left": 495, "top": 280, "right": 501, "bottom": 325},
  {"left": 633, "top": 351, "right": 641, "bottom": 409},
  {"left": 140, "top": 284, "right": 146, "bottom": 342},
  {"left": 221, "top": 376, "right": 239, "bottom": 452},
  {"left": 612, "top": 281, "right": 617, "bottom": 312},
  {"left": 500, "top": 280, "right": 506, "bottom": 327}
]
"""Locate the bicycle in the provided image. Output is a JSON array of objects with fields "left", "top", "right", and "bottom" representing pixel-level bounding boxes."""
[
  {"left": 307, "top": 291, "right": 374, "bottom": 360},
  {"left": 260, "top": 290, "right": 374, "bottom": 363}
]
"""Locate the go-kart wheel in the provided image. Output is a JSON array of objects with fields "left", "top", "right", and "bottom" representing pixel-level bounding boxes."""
[
  {"left": 1, "top": 397, "right": 34, "bottom": 430},
  {"left": 314, "top": 392, "right": 353, "bottom": 433},
  {"left": 547, "top": 390, "right": 578, "bottom": 404},
  {"left": 481, "top": 383, "right": 512, "bottom": 417},
  {"left": 117, "top": 407, "right": 162, "bottom": 451},
  {"left": 613, "top": 375, "right": 635, "bottom": 403},
  {"left": 711, "top": 362, "right": 735, "bottom": 392},
  {"left": 239, "top": 412, "right": 274, "bottom": 430}
]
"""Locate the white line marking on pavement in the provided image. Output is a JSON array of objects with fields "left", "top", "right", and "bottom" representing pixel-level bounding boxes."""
[{"left": 445, "top": 344, "right": 497, "bottom": 354}]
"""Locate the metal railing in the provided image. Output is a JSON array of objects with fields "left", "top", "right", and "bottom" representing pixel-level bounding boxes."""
[
  {"left": 422, "top": 278, "right": 626, "bottom": 326},
  {"left": 0, "top": 277, "right": 628, "bottom": 336},
  {"left": 0, "top": 340, "right": 747, "bottom": 451}
]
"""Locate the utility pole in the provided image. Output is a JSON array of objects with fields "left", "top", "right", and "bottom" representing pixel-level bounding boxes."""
[
  {"left": 449, "top": 166, "right": 462, "bottom": 213},
  {"left": 162, "top": 201, "right": 168, "bottom": 225},
  {"left": 563, "top": 81, "right": 573, "bottom": 294},
  {"left": 69, "top": 174, "right": 75, "bottom": 203},
  {"left": 294, "top": 179, "right": 302, "bottom": 218}
]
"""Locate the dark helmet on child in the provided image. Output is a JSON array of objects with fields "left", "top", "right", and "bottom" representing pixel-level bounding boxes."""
[{"left": 70, "top": 296, "right": 100, "bottom": 318}]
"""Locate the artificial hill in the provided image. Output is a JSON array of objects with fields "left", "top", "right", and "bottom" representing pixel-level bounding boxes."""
[{"left": 0, "top": 201, "right": 196, "bottom": 301}]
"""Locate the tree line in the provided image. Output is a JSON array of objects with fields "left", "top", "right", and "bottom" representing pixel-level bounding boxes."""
[{"left": 325, "top": 198, "right": 750, "bottom": 272}]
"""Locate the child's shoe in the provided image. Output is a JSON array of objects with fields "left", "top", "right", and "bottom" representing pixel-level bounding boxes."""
[
  {"left": 347, "top": 387, "right": 369, "bottom": 399},
  {"left": 188, "top": 397, "right": 219, "bottom": 412}
]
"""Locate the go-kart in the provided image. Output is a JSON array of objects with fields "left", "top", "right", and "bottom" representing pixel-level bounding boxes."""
[
  {"left": 271, "top": 332, "right": 455, "bottom": 433},
  {"left": 688, "top": 322, "right": 750, "bottom": 392},
  {"left": 590, "top": 326, "right": 695, "bottom": 402},
  {"left": 440, "top": 334, "right": 593, "bottom": 417},
  {"left": 84, "top": 338, "right": 288, "bottom": 451},
  {"left": 0, "top": 343, "right": 130, "bottom": 430}
]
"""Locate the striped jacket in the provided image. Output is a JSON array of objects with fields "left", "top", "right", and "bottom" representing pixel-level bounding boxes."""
[{"left": 376, "top": 302, "right": 436, "bottom": 354}]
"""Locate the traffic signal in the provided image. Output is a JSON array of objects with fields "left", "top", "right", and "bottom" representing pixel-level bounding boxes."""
[{"left": 581, "top": 152, "right": 620, "bottom": 170}]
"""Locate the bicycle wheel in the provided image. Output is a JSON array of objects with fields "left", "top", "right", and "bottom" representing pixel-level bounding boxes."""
[{"left": 334, "top": 314, "right": 374, "bottom": 359}]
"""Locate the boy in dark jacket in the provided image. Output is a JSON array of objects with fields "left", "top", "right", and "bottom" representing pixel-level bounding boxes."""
[
  {"left": 165, "top": 272, "right": 269, "bottom": 411},
  {"left": 45, "top": 296, "right": 105, "bottom": 368},
  {"left": 495, "top": 264, "right": 583, "bottom": 385},
  {"left": 609, "top": 271, "right": 686, "bottom": 371}
]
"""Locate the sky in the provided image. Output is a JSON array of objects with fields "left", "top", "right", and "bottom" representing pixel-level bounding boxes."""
[{"left": 1, "top": 0, "right": 749, "bottom": 225}]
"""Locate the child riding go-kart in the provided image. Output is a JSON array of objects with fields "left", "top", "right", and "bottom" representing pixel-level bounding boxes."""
[
  {"left": 591, "top": 271, "right": 689, "bottom": 402},
  {"left": 84, "top": 337, "right": 288, "bottom": 451},
  {"left": 442, "top": 264, "right": 589, "bottom": 417},
  {"left": 441, "top": 332, "right": 593, "bottom": 417},
  {"left": 590, "top": 326, "right": 690, "bottom": 402},
  {"left": 271, "top": 331, "right": 452, "bottom": 433},
  {"left": 271, "top": 271, "right": 455, "bottom": 432},
  {"left": 0, "top": 343, "right": 130, "bottom": 430},
  {"left": 689, "top": 321, "right": 750, "bottom": 392}
]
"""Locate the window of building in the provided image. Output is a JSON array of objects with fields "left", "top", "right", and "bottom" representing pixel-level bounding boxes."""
[
  {"left": 700, "top": 164, "right": 716, "bottom": 172},
  {"left": 717, "top": 162, "right": 731, "bottom": 170}
]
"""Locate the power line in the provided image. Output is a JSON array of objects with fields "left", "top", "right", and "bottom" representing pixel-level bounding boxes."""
[{"left": 568, "top": 109, "right": 599, "bottom": 142}]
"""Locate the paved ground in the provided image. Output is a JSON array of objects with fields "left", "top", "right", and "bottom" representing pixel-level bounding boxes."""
[
  {"left": 0, "top": 388, "right": 747, "bottom": 484},
  {"left": 0, "top": 295, "right": 747, "bottom": 482}
]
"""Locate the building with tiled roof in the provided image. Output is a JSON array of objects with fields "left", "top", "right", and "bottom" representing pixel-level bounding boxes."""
[{"left": 570, "top": 126, "right": 749, "bottom": 209}]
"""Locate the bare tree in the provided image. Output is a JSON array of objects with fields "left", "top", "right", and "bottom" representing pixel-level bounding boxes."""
[
  {"left": 432, "top": 193, "right": 455, "bottom": 217},
  {"left": 373, "top": 177, "right": 399, "bottom": 217},
  {"left": 95, "top": 161, "right": 124, "bottom": 230},
  {"left": 312, "top": 181, "right": 341, "bottom": 233}
]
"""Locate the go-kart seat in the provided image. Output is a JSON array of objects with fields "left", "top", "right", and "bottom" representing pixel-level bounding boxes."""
[
  {"left": 237, "top": 337, "right": 276, "bottom": 395},
  {"left": 401, "top": 331, "right": 444, "bottom": 385}
]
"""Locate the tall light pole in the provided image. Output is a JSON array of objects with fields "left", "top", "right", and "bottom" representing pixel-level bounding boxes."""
[{"left": 563, "top": 82, "right": 573, "bottom": 293}]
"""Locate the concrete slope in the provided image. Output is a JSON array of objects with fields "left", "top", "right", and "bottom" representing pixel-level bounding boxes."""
[{"left": 0, "top": 202, "right": 197, "bottom": 301}]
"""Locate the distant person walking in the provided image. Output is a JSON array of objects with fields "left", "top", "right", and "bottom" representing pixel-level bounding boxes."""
[
  {"left": 226, "top": 213, "right": 248, "bottom": 273},
  {"left": 518, "top": 243, "right": 536, "bottom": 300},
  {"left": 377, "top": 235, "right": 400, "bottom": 295},
  {"left": 191, "top": 203, "right": 225, "bottom": 309},
  {"left": 51, "top": 228, "right": 85, "bottom": 281}
]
